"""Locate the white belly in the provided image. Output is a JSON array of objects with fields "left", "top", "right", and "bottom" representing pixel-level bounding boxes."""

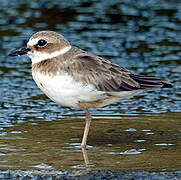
[{"left": 32, "top": 71, "right": 106, "bottom": 109}]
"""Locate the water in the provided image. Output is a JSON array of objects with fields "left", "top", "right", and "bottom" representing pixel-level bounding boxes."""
[{"left": 0, "top": 0, "right": 181, "bottom": 172}]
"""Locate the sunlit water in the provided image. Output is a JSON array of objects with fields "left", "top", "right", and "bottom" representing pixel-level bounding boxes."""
[{"left": 0, "top": 0, "right": 181, "bottom": 172}]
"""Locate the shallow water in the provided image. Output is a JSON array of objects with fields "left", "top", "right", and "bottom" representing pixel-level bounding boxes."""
[
  {"left": 0, "top": 0, "right": 181, "bottom": 172},
  {"left": 0, "top": 112, "right": 181, "bottom": 171}
]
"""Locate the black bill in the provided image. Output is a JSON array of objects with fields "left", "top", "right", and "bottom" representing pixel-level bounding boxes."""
[{"left": 9, "top": 47, "right": 30, "bottom": 56}]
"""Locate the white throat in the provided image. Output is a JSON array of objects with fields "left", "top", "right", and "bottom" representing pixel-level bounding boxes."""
[{"left": 27, "top": 46, "right": 71, "bottom": 64}]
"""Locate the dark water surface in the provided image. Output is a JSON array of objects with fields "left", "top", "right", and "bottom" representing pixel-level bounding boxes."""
[{"left": 0, "top": 0, "right": 181, "bottom": 172}]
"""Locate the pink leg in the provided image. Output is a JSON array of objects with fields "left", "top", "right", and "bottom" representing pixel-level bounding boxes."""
[
  {"left": 81, "top": 109, "right": 92, "bottom": 148},
  {"left": 81, "top": 147, "right": 89, "bottom": 166}
]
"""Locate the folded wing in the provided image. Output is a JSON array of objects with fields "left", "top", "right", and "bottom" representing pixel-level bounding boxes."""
[{"left": 62, "top": 50, "right": 172, "bottom": 92}]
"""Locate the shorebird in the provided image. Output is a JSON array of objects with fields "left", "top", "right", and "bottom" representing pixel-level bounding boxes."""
[{"left": 9, "top": 31, "right": 172, "bottom": 148}]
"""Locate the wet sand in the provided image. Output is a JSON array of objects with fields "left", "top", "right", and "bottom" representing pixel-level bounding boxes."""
[{"left": 1, "top": 169, "right": 181, "bottom": 180}]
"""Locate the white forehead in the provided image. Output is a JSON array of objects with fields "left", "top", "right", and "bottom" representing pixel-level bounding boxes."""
[{"left": 27, "top": 37, "right": 47, "bottom": 46}]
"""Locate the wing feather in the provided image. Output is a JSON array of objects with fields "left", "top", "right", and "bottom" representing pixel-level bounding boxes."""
[{"left": 60, "top": 48, "right": 172, "bottom": 92}]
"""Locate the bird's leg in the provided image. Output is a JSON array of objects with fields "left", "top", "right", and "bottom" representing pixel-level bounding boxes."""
[
  {"left": 81, "top": 147, "right": 89, "bottom": 166},
  {"left": 81, "top": 109, "right": 92, "bottom": 148}
]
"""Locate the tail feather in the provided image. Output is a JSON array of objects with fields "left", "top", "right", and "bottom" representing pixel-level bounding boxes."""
[{"left": 129, "top": 74, "right": 173, "bottom": 89}]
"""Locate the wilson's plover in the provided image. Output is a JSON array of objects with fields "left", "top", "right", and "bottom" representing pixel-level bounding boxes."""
[{"left": 9, "top": 31, "right": 173, "bottom": 148}]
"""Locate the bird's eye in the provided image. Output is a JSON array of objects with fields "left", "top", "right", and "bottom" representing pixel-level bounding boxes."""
[{"left": 37, "top": 39, "right": 47, "bottom": 47}]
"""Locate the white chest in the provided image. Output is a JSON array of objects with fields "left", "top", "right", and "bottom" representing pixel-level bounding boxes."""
[{"left": 32, "top": 71, "right": 106, "bottom": 108}]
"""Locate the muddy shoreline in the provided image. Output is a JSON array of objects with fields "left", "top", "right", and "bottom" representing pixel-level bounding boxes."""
[{"left": 1, "top": 169, "right": 181, "bottom": 180}]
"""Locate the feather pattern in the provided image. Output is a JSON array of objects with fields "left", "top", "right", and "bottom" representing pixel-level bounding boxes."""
[{"left": 32, "top": 46, "right": 172, "bottom": 93}]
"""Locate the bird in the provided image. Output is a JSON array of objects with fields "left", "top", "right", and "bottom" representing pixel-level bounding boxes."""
[{"left": 9, "top": 31, "right": 173, "bottom": 148}]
